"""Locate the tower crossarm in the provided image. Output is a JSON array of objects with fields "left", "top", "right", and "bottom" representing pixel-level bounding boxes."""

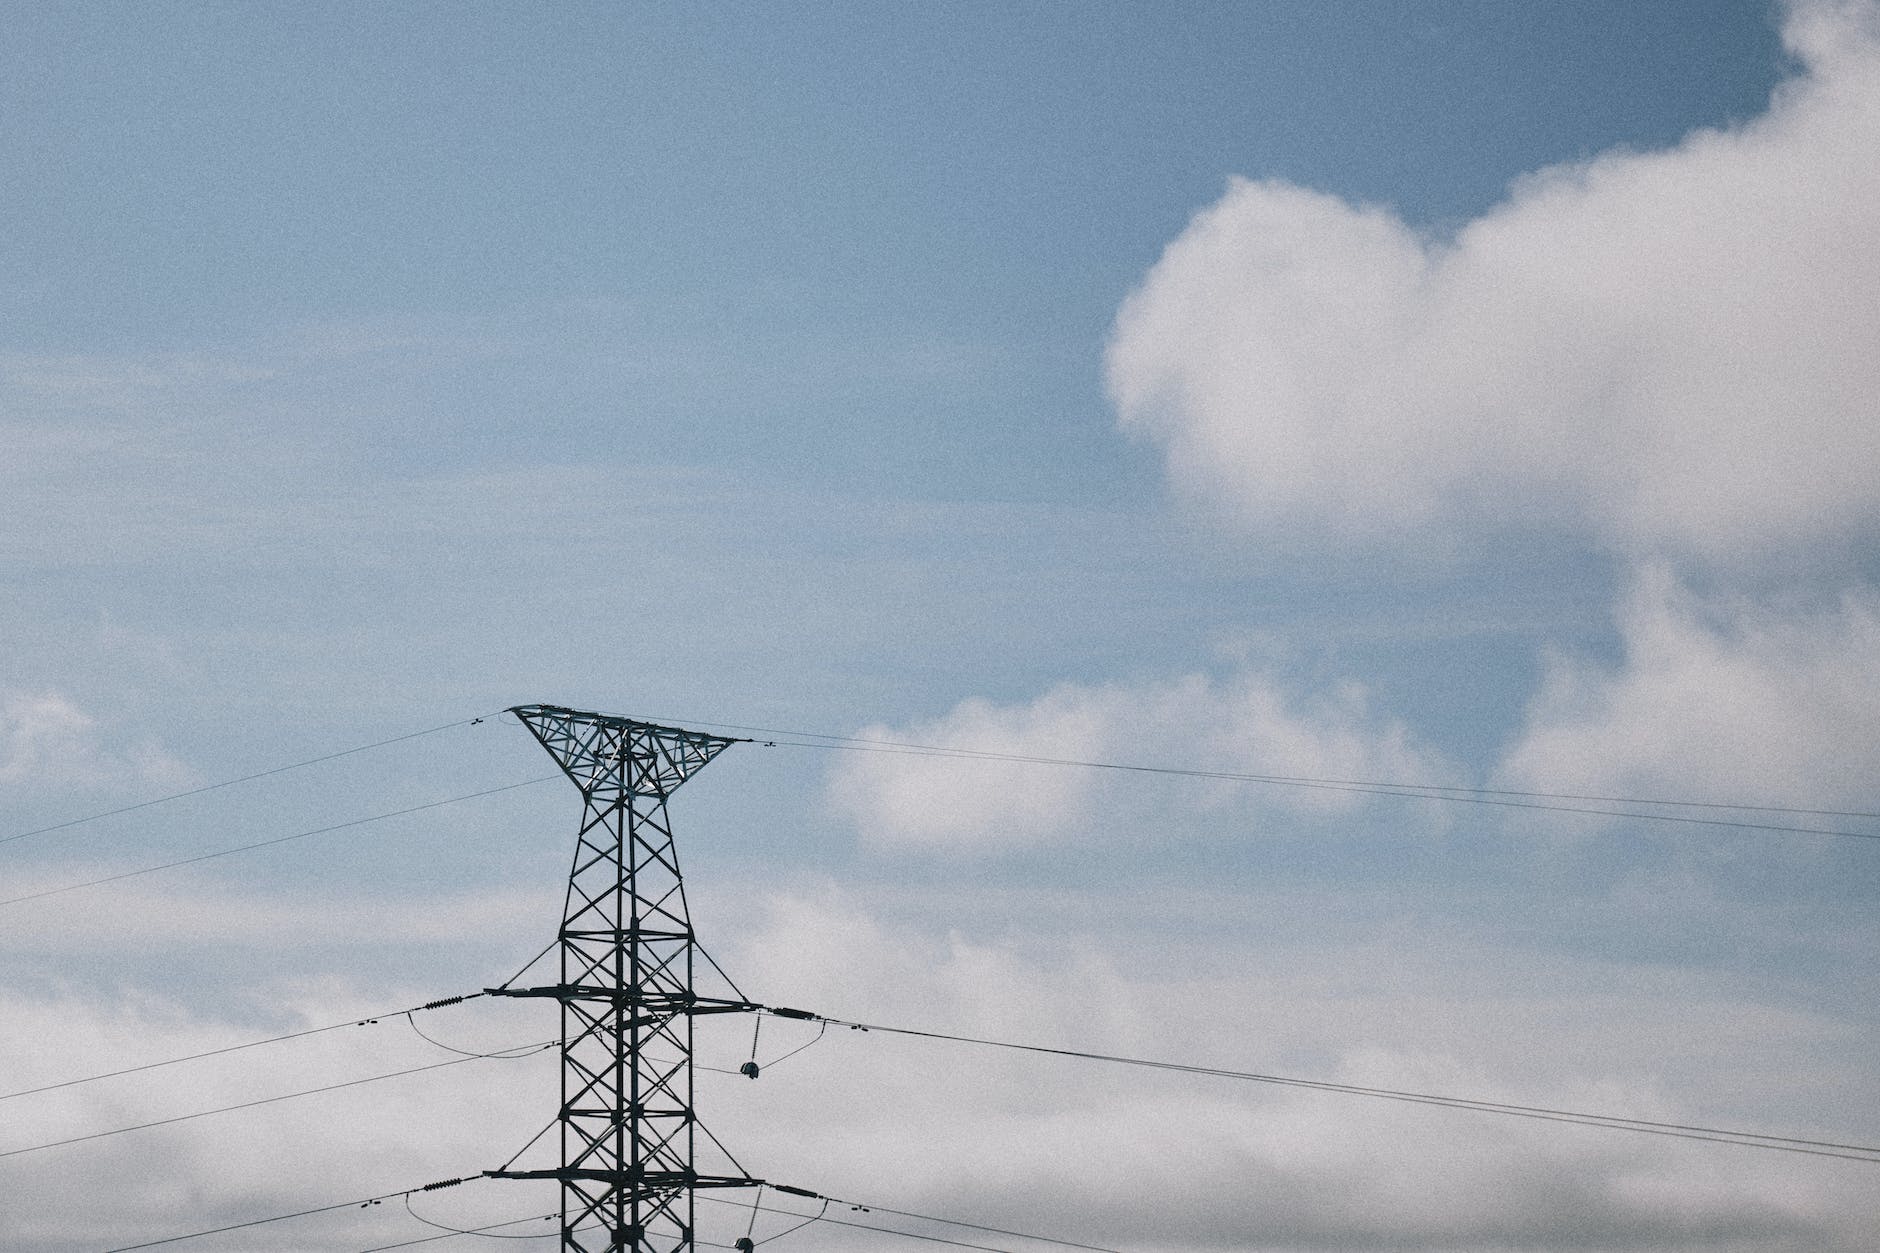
[
  {"left": 486, "top": 1170, "right": 764, "bottom": 1190},
  {"left": 486, "top": 987, "right": 764, "bottom": 1016},
  {"left": 508, "top": 704, "right": 745, "bottom": 799}
]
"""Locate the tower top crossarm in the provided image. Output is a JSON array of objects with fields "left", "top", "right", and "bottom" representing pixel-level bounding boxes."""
[{"left": 508, "top": 704, "right": 746, "bottom": 800}]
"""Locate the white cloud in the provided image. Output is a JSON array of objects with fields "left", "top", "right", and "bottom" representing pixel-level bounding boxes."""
[
  {"left": 695, "top": 887, "right": 1880, "bottom": 1252},
  {"left": 5, "top": 875, "right": 1876, "bottom": 1252},
  {"left": 1107, "top": 0, "right": 1880, "bottom": 562},
  {"left": 0, "top": 691, "right": 191, "bottom": 792},
  {"left": 826, "top": 669, "right": 1449, "bottom": 850},
  {"left": 1498, "top": 566, "right": 1880, "bottom": 814},
  {"left": 0, "top": 980, "right": 555, "bottom": 1253},
  {"left": 0, "top": 874, "right": 558, "bottom": 960}
]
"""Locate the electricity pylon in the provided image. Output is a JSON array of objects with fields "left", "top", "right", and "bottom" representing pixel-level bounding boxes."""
[{"left": 486, "top": 704, "right": 761, "bottom": 1252}]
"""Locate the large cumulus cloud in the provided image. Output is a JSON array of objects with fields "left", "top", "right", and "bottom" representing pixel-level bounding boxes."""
[{"left": 1106, "top": 0, "right": 1880, "bottom": 562}]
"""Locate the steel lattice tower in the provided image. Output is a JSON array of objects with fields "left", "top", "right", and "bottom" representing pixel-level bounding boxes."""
[{"left": 488, "top": 704, "right": 759, "bottom": 1252}]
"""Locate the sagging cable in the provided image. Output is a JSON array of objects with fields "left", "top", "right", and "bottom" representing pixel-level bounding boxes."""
[
  {"left": 1, "top": 987, "right": 490, "bottom": 1105},
  {"left": 404, "top": 1012, "right": 550, "bottom": 1060}
]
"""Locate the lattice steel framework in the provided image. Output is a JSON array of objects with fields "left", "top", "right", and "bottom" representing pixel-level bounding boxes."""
[{"left": 488, "top": 704, "right": 757, "bottom": 1252}]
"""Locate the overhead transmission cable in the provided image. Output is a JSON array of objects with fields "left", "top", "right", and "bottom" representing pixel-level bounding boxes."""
[
  {"left": 0, "top": 990, "right": 488, "bottom": 1105},
  {"left": 751, "top": 732, "right": 1880, "bottom": 843},
  {"left": 0, "top": 1043, "right": 551, "bottom": 1162},
  {"left": 0, "top": 714, "right": 497, "bottom": 849},
  {"left": 2, "top": 951, "right": 549, "bottom": 1106},
  {"left": 355, "top": 1212, "right": 556, "bottom": 1250},
  {"left": 800, "top": 1211, "right": 1077, "bottom": 1253},
  {"left": 396, "top": 1195, "right": 558, "bottom": 1244},
  {"left": 100, "top": 1177, "right": 487, "bottom": 1253},
  {"left": 808, "top": 1012, "right": 1880, "bottom": 1165},
  {"left": 749, "top": 1198, "right": 829, "bottom": 1248},
  {"left": 696, "top": 1190, "right": 1110, "bottom": 1253},
  {"left": 652, "top": 714, "right": 1880, "bottom": 824},
  {"left": 803, "top": 1190, "right": 1119, "bottom": 1253},
  {"left": 402, "top": 1014, "right": 547, "bottom": 1059},
  {"left": 17, "top": 707, "right": 1874, "bottom": 869},
  {"left": 106, "top": 1180, "right": 1099, "bottom": 1253},
  {"left": 0, "top": 776, "right": 557, "bottom": 911}
]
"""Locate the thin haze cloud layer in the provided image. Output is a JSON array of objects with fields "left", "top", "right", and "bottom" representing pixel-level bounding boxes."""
[
  {"left": 0, "top": 691, "right": 192, "bottom": 792},
  {"left": 1106, "top": 0, "right": 1880, "bottom": 564}
]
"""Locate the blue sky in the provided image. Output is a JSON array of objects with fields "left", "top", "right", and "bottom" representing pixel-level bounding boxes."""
[
  {"left": 5, "top": 3, "right": 1879, "bottom": 1250},
  {"left": 2, "top": 0, "right": 1792, "bottom": 757}
]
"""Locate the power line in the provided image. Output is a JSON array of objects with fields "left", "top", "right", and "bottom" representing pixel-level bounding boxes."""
[
  {"left": 395, "top": 1194, "right": 560, "bottom": 1245},
  {"left": 25, "top": 703, "right": 1873, "bottom": 1252},
  {"left": 0, "top": 991, "right": 485, "bottom": 1104},
  {"left": 695, "top": 1190, "right": 1111, "bottom": 1253},
  {"left": 11, "top": 705, "right": 1875, "bottom": 876},
  {"left": 738, "top": 1187, "right": 825, "bottom": 1248},
  {"left": 12, "top": 711, "right": 1872, "bottom": 901},
  {"left": 768, "top": 737, "right": 1880, "bottom": 843},
  {"left": 769, "top": 1212, "right": 1014, "bottom": 1253},
  {"left": 403, "top": 1012, "right": 546, "bottom": 1059},
  {"left": 356, "top": 1212, "right": 556, "bottom": 1250},
  {"left": 111, "top": 1181, "right": 1100, "bottom": 1253},
  {"left": 645, "top": 713, "right": 1880, "bottom": 834},
  {"left": 4, "top": 940, "right": 554, "bottom": 1104},
  {"left": 0, "top": 776, "right": 556, "bottom": 911},
  {"left": 816, "top": 1014, "right": 1880, "bottom": 1165},
  {"left": 101, "top": 1177, "right": 483, "bottom": 1252},
  {"left": 0, "top": 714, "right": 496, "bottom": 849},
  {"left": 814, "top": 1191, "right": 1122, "bottom": 1253},
  {"left": 0, "top": 1044, "right": 551, "bottom": 1162},
  {"left": 747, "top": 1198, "right": 827, "bottom": 1248},
  {"left": 103, "top": 1191, "right": 411, "bottom": 1253},
  {"left": 805, "top": 1212, "right": 1061, "bottom": 1253}
]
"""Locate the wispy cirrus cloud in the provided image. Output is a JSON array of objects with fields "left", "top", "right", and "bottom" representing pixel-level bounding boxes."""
[{"left": 0, "top": 691, "right": 191, "bottom": 793}]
